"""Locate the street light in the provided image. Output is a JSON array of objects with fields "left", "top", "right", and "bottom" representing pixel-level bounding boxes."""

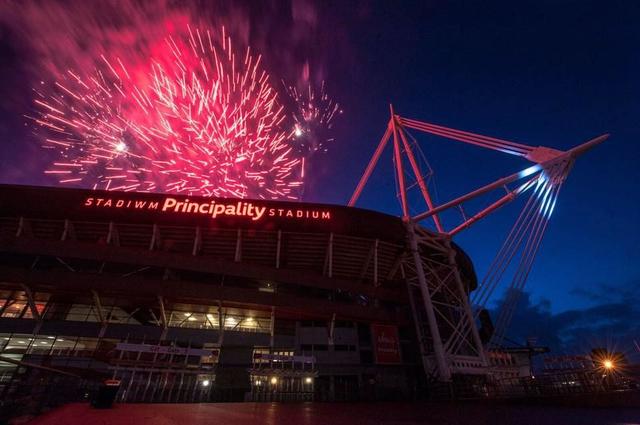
[{"left": 603, "top": 359, "right": 614, "bottom": 370}]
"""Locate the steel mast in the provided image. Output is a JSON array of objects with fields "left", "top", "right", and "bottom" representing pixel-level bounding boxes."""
[{"left": 350, "top": 107, "right": 607, "bottom": 382}]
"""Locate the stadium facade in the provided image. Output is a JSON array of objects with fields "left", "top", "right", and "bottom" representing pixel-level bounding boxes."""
[{"left": 0, "top": 184, "right": 506, "bottom": 403}]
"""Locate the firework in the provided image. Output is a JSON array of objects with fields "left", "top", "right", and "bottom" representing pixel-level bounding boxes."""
[
  {"left": 31, "top": 27, "right": 304, "bottom": 199},
  {"left": 285, "top": 81, "right": 342, "bottom": 155}
]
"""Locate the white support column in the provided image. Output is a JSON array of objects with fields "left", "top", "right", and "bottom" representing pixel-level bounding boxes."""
[
  {"left": 445, "top": 238, "right": 488, "bottom": 368},
  {"left": 328, "top": 313, "right": 336, "bottom": 346},
  {"left": 107, "top": 222, "right": 120, "bottom": 246},
  {"left": 158, "top": 295, "right": 168, "bottom": 340},
  {"left": 401, "top": 263, "right": 431, "bottom": 376},
  {"left": 234, "top": 229, "right": 242, "bottom": 262},
  {"left": 61, "top": 219, "right": 75, "bottom": 241},
  {"left": 92, "top": 290, "right": 107, "bottom": 338},
  {"left": 386, "top": 254, "right": 404, "bottom": 281},
  {"left": 270, "top": 306, "right": 276, "bottom": 348},
  {"left": 16, "top": 217, "right": 25, "bottom": 237},
  {"left": 16, "top": 217, "right": 32, "bottom": 238},
  {"left": 20, "top": 283, "right": 41, "bottom": 322},
  {"left": 150, "top": 224, "right": 161, "bottom": 251},
  {"left": 92, "top": 290, "right": 105, "bottom": 324},
  {"left": 192, "top": 226, "right": 202, "bottom": 256},
  {"left": 0, "top": 292, "right": 15, "bottom": 316},
  {"left": 218, "top": 301, "right": 225, "bottom": 345},
  {"left": 275, "top": 230, "right": 282, "bottom": 269},
  {"left": 406, "top": 221, "right": 451, "bottom": 381},
  {"left": 324, "top": 233, "right": 334, "bottom": 278}
]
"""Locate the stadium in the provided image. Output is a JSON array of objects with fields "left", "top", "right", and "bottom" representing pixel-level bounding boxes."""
[
  {"left": 0, "top": 182, "right": 485, "bottom": 403},
  {"left": 0, "top": 112, "right": 607, "bottom": 406},
  {"left": 0, "top": 105, "right": 608, "bottom": 407}
]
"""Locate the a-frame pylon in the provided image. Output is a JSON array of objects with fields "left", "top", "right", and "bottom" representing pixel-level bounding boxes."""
[{"left": 350, "top": 106, "right": 607, "bottom": 382}]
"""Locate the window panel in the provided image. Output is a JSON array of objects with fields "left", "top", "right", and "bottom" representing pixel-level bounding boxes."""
[{"left": 1, "top": 301, "right": 27, "bottom": 318}]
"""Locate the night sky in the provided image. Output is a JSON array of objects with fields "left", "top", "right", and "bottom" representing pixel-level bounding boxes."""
[{"left": 0, "top": 1, "right": 638, "bottom": 356}]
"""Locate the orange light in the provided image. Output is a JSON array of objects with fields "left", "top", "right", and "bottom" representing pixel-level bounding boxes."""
[{"left": 603, "top": 359, "right": 614, "bottom": 370}]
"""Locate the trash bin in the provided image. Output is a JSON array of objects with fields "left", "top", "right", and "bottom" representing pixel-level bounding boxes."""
[{"left": 91, "top": 379, "right": 121, "bottom": 409}]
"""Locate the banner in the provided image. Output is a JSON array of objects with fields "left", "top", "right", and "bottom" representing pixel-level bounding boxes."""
[{"left": 371, "top": 324, "right": 401, "bottom": 364}]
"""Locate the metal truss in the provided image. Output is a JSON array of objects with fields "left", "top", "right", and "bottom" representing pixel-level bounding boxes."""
[
  {"left": 403, "top": 225, "right": 487, "bottom": 381},
  {"left": 350, "top": 106, "right": 607, "bottom": 381}
]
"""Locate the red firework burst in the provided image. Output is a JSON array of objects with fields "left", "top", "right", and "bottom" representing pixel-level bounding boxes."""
[
  {"left": 285, "top": 80, "right": 342, "bottom": 155},
  {"left": 31, "top": 26, "right": 303, "bottom": 199}
]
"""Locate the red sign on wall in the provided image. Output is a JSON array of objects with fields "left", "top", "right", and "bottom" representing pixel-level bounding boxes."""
[{"left": 371, "top": 324, "right": 401, "bottom": 364}]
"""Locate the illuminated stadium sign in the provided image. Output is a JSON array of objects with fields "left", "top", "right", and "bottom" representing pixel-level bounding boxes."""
[
  {"left": 0, "top": 184, "right": 406, "bottom": 242},
  {"left": 83, "top": 195, "right": 332, "bottom": 221}
]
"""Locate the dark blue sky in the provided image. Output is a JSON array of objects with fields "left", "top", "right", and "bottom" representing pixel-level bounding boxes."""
[
  {"left": 303, "top": 0, "right": 640, "bottom": 354},
  {"left": 1, "top": 0, "right": 638, "bottom": 353},
  {"left": 307, "top": 1, "right": 640, "bottom": 306}
]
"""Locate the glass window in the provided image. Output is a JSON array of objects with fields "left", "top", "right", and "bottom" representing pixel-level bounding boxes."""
[
  {"left": 168, "top": 311, "right": 205, "bottom": 328},
  {"left": 22, "top": 302, "right": 47, "bottom": 319},
  {"left": 204, "top": 313, "right": 219, "bottom": 329},
  {"left": 29, "top": 336, "right": 54, "bottom": 354},
  {"left": 201, "top": 343, "right": 219, "bottom": 366},
  {"left": 50, "top": 336, "right": 76, "bottom": 356},
  {"left": 253, "top": 348, "right": 271, "bottom": 364},
  {"left": 106, "top": 306, "right": 142, "bottom": 325},
  {"left": 0, "top": 334, "right": 9, "bottom": 351},
  {"left": 166, "top": 308, "right": 270, "bottom": 333},
  {"left": 65, "top": 304, "right": 100, "bottom": 322},
  {"left": 0, "top": 353, "right": 20, "bottom": 379},
  {"left": 5, "top": 334, "right": 33, "bottom": 353},
  {"left": 1, "top": 301, "right": 27, "bottom": 318},
  {"left": 75, "top": 338, "right": 98, "bottom": 356}
]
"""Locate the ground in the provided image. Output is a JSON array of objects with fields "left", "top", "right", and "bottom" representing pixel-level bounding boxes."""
[{"left": 23, "top": 402, "right": 640, "bottom": 425}]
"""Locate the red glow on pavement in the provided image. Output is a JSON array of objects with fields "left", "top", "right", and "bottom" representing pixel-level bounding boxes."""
[{"left": 25, "top": 401, "right": 640, "bottom": 425}]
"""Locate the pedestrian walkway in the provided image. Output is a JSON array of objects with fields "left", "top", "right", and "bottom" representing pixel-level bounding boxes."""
[{"left": 25, "top": 401, "right": 640, "bottom": 425}]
